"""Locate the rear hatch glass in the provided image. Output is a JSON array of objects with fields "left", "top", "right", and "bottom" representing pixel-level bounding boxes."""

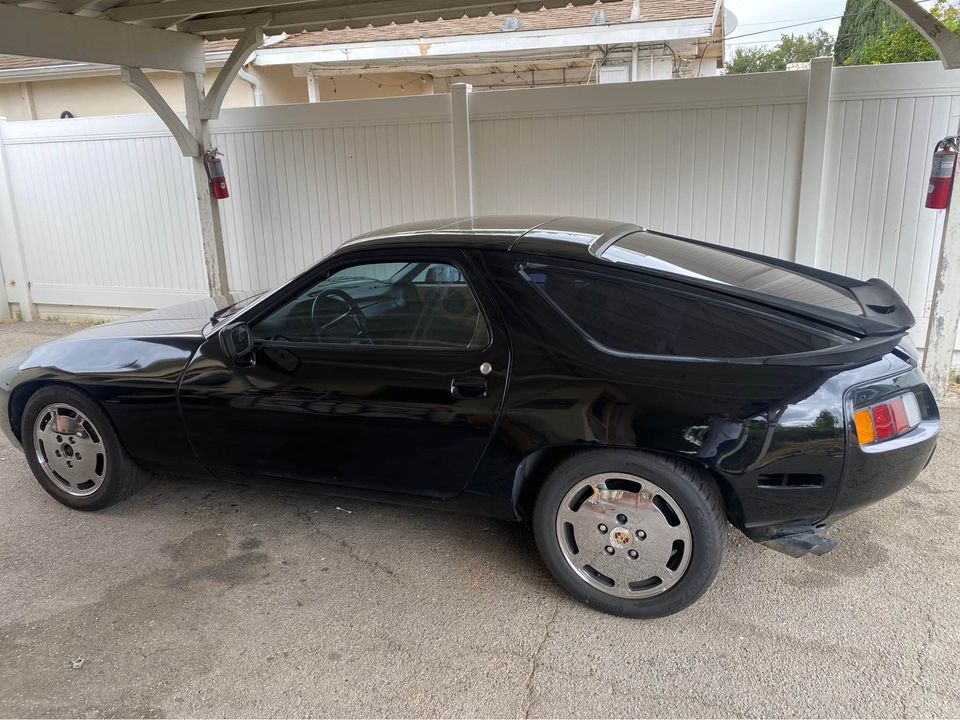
[{"left": 602, "top": 231, "right": 864, "bottom": 316}]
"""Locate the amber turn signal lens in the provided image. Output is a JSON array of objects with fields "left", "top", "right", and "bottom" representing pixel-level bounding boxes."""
[{"left": 853, "top": 409, "right": 876, "bottom": 445}]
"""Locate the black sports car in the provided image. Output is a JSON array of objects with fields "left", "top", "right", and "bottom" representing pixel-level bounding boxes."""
[{"left": 0, "top": 216, "right": 939, "bottom": 618}]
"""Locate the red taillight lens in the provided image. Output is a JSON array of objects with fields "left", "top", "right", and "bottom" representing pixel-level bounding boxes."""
[
  {"left": 888, "top": 396, "right": 910, "bottom": 434},
  {"left": 871, "top": 404, "right": 895, "bottom": 441},
  {"left": 854, "top": 391, "right": 923, "bottom": 446}
]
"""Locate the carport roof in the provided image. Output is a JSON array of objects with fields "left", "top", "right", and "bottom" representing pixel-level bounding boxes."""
[
  {"left": 0, "top": 0, "right": 618, "bottom": 75},
  {"left": 0, "top": 0, "right": 720, "bottom": 76}
]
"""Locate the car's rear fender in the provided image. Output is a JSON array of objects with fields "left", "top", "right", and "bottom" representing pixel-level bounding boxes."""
[{"left": 508, "top": 443, "right": 743, "bottom": 524}]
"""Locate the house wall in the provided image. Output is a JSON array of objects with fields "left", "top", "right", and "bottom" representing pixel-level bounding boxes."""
[
  {"left": 0, "top": 69, "right": 254, "bottom": 121},
  {"left": 308, "top": 72, "right": 435, "bottom": 101},
  {"left": 0, "top": 61, "right": 958, "bottom": 359},
  {"left": 0, "top": 83, "right": 30, "bottom": 121}
]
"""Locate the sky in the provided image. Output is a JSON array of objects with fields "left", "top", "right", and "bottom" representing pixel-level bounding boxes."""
[
  {"left": 723, "top": 0, "right": 847, "bottom": 55},
  {"left": 722, "top": 0, "right": 937, "bottom": 56}
]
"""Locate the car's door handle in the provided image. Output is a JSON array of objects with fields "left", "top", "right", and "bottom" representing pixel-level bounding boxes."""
[{"left": 450, "top": 378, "right": 488, "bottom": 399}]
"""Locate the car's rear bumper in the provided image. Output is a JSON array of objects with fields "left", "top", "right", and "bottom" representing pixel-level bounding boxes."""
[
  {"left": 827, "top": 365, "right": 939, "bottom": 518},
  {"left": 827, "top": 419, "right": 939, "bottom": 522},
  {"left": 738, "top": 362, "right": 938, "bottom": 545}
]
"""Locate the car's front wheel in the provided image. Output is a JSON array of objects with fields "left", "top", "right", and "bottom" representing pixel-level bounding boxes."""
[
  {"left": 21, "top": 386, "right": 148, "bottom": 510},
  {"left": 533, "top": 450, "right": 726, "bottom": 618}
]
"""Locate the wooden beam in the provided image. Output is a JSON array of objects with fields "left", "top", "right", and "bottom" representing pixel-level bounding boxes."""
[
  {"left": 108, "top": 0, "right": 310, "bottom": 23},
  {"left": 0, "top": 4, "right": 205, "bottom": 73},
  {"left": 201, "top": 24, "right": 264, "bottom": 119},
  {"left": 121, "top": 67, "right": 200, "bottom": 156},
  {"left": 882, "top": 0, "right": 960, "bottom": 69},
  {"left": 179, "top": 0, "right": 607, "bottom": 35}
]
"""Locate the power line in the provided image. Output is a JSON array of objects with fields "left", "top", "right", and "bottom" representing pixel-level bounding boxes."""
[
  {"left": 725, "top": 29, "right": 906, "bottom": 49},
  {"left": 722, "top": 0, "right": 937, "bottom": 44}
]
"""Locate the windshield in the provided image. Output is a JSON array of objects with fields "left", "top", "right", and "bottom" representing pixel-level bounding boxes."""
[
  {"left": 602, "top": 231, "right": 863, "bottom": 315},
  {"left": 209, "top": 290, "right": 267, "bottom": 325}
]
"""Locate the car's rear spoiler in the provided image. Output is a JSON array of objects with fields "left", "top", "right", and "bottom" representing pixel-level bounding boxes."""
[{"left": 643, "top": 230, "right": 916, "bottom": 340}]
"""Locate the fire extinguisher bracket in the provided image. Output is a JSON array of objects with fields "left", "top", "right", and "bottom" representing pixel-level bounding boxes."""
[
  {"left": 203, "top": 147, "right": 230, "bottom": 200},
  {"left": 926, "top": 136, "right": 959, "bottom": 210}
]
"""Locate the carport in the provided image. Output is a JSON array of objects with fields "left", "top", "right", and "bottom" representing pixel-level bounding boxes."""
[
  {"left": 0, "top": 0, "right": 611, "bottom": 302},
  {"left": 1, "top": 0, "right": 960, "bottom": 397}
]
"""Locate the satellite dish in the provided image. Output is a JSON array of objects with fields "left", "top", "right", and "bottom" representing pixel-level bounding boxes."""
[{"left": 724, "top": 8, "right": 738, "bottom": 36}]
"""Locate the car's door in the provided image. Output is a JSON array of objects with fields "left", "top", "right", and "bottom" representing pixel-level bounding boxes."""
[{"left": 177, "top": 248, "right": 510, "bottom": 499}]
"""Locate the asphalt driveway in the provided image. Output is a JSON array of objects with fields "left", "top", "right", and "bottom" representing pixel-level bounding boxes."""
[{"left": 0, "top": 321, "right": 958, "bottom": 718}]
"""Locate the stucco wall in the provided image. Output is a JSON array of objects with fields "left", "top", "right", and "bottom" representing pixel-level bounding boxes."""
[
  {"left": 0, "top": 83, "right": 31, "bottom": 121},
  {"left": 252, "top": 65, "right": 308, "bottom": 105},
  {"left": 0, "top": 66, "right": 435, "bottom": 120},
  {"left": 309, "top": 72, "right": 434, "bottom": 100},
  {"left": 0, "top": 68, "right": 254, "bottom": 120}
]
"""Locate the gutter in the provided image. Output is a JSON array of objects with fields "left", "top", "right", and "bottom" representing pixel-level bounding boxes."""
[
  {"left": 237, "top": 67, "right": 263, "bottom": 106},
  {"left": 254, "top": 17, "right": 717, "bottom": 67}
]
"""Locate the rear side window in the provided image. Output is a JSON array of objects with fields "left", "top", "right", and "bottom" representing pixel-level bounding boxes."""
[
  {"left": 524, "top": 266, "right": 839, "bottom": 359},
  {"left": 602, "top": 231, "right": 863, "bottom": 315}
]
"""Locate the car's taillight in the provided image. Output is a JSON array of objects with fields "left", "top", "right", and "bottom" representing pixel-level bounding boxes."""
[{"left": 853, "top": 391, "right": 922, "bottom": 446}]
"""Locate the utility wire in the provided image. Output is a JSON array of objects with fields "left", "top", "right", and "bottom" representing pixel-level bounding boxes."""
[{"left": 722, "top": 0, "right": 936, "bottom": 44}]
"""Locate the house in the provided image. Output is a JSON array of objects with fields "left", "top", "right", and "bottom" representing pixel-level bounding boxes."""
[{"left": 0, "top": 0, "right": 724, "bottom": 121}]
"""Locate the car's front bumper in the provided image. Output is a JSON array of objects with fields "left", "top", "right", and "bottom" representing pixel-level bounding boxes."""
[{"left": 0, "top": 350, "right": 30, "bottom": 449}]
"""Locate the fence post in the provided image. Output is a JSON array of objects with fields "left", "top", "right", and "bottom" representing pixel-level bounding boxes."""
[
  {"left": 450, "top": 83, "right": 474, "bottom": 216},
  {"left": 0, "top": 118, "right": 33, "bottom": 321},
  {"left": 794, "top": 56, "right": 834, "bottom": 267}
]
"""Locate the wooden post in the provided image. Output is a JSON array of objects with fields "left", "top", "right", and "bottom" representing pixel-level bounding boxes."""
[
  {"left": 450, "top": 82, "right": 474, "bottom": 216},
  {"left": 923, "top": 129, "right": 960, "bottom": 398},
  {"left": 183, "top": 72, "right": 229, "bottom": 297}
]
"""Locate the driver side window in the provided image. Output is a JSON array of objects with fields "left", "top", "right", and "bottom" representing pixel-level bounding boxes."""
[{"left": 253, "top": 260, "right": 491, "bottom": 350}]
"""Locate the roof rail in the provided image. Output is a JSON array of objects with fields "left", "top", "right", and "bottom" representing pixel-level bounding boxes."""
[{"left": 587, "top": 223, "right": 644, "bottom": 257}]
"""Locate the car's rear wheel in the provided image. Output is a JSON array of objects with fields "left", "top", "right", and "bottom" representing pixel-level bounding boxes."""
[
  {"left": 533, "top": 450, "right": 726, "bottom": 618},
  {"left": 21, "top": 386, "right": 148, "bottom": 510}
]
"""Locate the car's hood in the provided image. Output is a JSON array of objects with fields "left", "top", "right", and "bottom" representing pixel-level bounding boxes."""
[{"left": 62, "top": 291, "right": 264, "bottom": 341}]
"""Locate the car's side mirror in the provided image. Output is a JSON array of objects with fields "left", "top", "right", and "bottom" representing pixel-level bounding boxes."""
[{"left": 220, "top": 322, "right": 254, "bottom": 360}]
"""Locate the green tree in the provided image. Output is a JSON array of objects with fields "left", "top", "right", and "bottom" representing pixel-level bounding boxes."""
[
  {"left": 851, "top": 0, "right": 960, "bottom": 64},
  {"left": 835, "top": 0, "right": 905, "bottom": 64},
  {"left": 725, "top": 29, "right": 835, "bottom": 74}
]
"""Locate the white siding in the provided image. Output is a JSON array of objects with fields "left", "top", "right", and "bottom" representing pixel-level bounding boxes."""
[
  {"left": 469, "top": 71, "right": 809, "bottom": 260},
  {"left": 816, "top": 63, "right": 960, "bottom": 344},
  {"left": 1, "top": 61, "right": 960, "bottom": 356},
  {"left": 1, "top": 115, "right": 205, "bottom": 308}
]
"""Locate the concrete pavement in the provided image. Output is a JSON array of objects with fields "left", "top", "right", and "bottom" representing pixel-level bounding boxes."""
[{"left": 0, "top": 321, "right": 958, "bottom": 718}]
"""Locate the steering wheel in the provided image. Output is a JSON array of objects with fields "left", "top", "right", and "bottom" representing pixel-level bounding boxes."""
[{"left": 311, "top": 288, "right": 369, "bottom": 342}]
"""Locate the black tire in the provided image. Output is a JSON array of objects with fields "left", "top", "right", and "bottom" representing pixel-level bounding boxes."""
[
  {"left": 21, "top": 385, "right": 148, "bottom": 510},
  {"left": 533, "top": 449, "right": 726, "bottom": 618}
]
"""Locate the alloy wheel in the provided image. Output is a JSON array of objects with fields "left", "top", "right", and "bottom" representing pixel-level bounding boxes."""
[
  {"left": 33, "top": 403, "right": 108, "bottom": 497},
  {"left": 555, "top": 473, "right": 693, "bottom": 598}
]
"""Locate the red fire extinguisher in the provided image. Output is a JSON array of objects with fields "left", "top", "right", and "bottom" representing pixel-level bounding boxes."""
[
  {"left": 926, "top": 136, "right": 958, "bottom": 210},
  {"left": 203, "top": 148, "right": 229, "bottom": 200}
]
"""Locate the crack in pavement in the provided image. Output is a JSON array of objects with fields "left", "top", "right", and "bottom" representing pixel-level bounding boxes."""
[
  {"left": 522, "top": 599, "right": 561, "bottom": 719},
  {"left": 278, "top": 494, "right": 402, "bottom": 582},
  {"left": 899, "top": 611, "right": 934, "bottom": 718}
]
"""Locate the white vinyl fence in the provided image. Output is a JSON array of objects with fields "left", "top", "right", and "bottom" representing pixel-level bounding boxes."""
[{"left": 1, "top": 60, "right": 959, "bottom": 354}]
